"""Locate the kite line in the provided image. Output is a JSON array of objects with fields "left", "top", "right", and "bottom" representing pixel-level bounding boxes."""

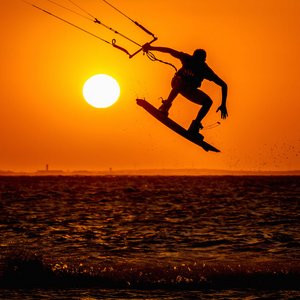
[{"left": 23, "top": 0, "right": 177, "bottom": 71}]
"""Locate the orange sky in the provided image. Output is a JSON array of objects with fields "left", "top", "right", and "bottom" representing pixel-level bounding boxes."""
[{"left": 1, "top": 0, "right": 299, "bottom": 172}]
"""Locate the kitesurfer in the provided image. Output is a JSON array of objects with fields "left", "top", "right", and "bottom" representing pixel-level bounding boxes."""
[{"left": 143, "top": 44, "right": 228, "bottom": 136}]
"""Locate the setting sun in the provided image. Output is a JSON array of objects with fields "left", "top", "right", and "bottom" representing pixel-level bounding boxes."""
[{"left": 83, "top": 74, "right": 120, "bottom": 108}]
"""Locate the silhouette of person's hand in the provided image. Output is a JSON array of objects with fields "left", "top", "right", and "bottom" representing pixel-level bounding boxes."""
[
  {"left": 142, "top": 43, "right": 152, "bottom": 53},
  {"left": 217, "top": 105, "right": 228, "bottom": 119}
]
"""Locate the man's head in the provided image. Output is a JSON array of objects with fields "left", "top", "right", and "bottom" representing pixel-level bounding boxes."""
[{"left": 193, "top": 49, "right": 206, "bottom": 62}]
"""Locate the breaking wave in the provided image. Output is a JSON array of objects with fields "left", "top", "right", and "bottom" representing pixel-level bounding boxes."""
[{"left": 1, "top": 251, "right": 299, "bottom": 290}]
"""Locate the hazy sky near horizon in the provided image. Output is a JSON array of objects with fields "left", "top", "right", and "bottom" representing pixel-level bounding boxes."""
[{"left": 1, "top": 0, "right": 299, "bottom": 172}]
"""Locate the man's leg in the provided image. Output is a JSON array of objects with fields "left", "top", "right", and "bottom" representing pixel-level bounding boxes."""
[
  {"left": 181, "top": 88, "right": 213, "bottom": 134},
  {"left": 159, "top": 88, "right": 178, "bottom": 116},
  {"left": 159, "top": 76, "right": 183, "bottom": 116}
]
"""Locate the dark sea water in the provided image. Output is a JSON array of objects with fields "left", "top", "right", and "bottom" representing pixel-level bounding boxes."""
[{"left": 0, "top": 175, "right": 299, "bottom": 299}]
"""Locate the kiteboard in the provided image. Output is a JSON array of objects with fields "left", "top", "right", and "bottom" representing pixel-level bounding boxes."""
[{"left": 136, "top": 99, "right": 220, "bottom": 152}]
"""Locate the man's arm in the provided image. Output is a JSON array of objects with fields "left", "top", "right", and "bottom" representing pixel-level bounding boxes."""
[
  {"left": 143, "top": 44, "right": 182, "bottom": 59},
  {"left": 213, "top": 76, "right": 228, "bottom": 119}
]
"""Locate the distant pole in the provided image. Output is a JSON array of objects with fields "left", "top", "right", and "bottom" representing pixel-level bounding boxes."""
[{"left": 46, "top": 164, "right": 49, "bottom": 171}]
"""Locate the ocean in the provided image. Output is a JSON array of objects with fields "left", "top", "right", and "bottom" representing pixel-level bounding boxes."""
[{"left": 0, "top": 175, "right": 299, "bottom": 299}]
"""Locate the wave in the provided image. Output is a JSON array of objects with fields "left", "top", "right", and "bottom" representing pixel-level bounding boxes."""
[{"left": 1, "top": 251, "right": 300, "bottom": 290}]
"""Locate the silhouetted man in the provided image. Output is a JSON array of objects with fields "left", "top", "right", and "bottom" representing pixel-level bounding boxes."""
[{"left": 143, "top": 44, "right": 228, "bottom": 138}]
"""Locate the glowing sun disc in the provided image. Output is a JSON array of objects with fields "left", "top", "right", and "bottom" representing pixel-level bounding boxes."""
[{"left": 83, "top": 74, "right": 120, "bottom": 108}]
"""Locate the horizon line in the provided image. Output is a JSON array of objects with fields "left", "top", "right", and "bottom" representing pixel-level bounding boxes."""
[{"left": 0, "top": 168, "right": 300, "bottom": 176}]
